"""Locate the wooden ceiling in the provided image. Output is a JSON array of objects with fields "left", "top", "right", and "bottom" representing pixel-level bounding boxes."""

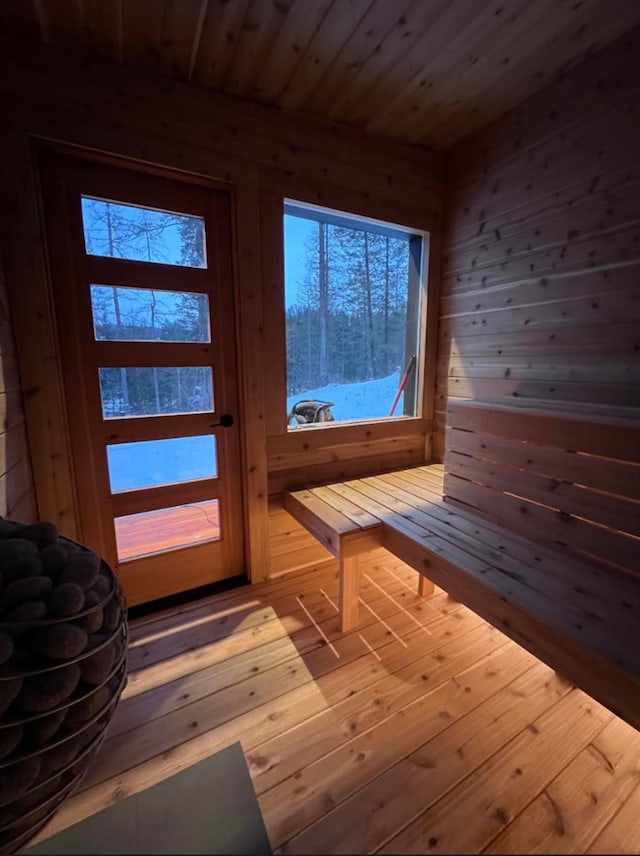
[{"left": 3, "top": 0, "right": 640, "bottom": 150}]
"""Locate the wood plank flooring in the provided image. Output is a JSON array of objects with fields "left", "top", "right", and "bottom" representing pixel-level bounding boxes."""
[{"left": 32, "top": 550, "right": 640, "bottom": 854}]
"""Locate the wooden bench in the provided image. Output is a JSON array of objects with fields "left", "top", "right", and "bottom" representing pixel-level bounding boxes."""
[
  {"left": 284, "top": 484, "right": 433, "bottom": 630},
  {"left": 284, "top": 399, "right": 640, "bottom": 731}
]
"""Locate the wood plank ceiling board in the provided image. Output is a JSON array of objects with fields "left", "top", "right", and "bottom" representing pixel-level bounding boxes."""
[
  {"left": 122, "top": 0, "right": 168, "bottom": 74},
  {"left": 302, "top": 0, "right": 417, "bottom": 117},
  {"left": 79, "top": 0, "right": 124, "bottom": 64},
  {"left": 401, "top": 0, "right": 560, "bottom": 144},
  {"left": 361, "top": 0, "right": 530, "bottom": 137},
  {"left": 1, "top": 0, "right": 640, "bottom": 149},
  {"left": 191, "top": 0, "right": 253, "bottom": 88},
  {"left": 223, "top": 0, "right": 295, "bottom": 97},
  {"left": 249, "top": 0, "right": 334, "bottom": 101},
  {"left": 157, "top": 0, "right": 210, "bottom": 82},
  {"left": 432, "top": 0, "right": 640, "bottom": 149},
  {"left": 277, "top": 0, "right": 376, "bottom": 112},
  {"left": 323, "top": 0, "right": 452, "bottom": 123}
]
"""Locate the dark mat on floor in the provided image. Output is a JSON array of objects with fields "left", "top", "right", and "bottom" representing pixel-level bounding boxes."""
[{"left": 23, "top": 742, "right": 272, "bottom": 855}]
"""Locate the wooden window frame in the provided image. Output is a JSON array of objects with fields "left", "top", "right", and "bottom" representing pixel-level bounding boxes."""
[{"left": 262, "top": 193, "right": 439, "bottom": 447}]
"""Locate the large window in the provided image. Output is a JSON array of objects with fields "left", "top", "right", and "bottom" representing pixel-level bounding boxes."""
[{"left": 284, "top": 201, "right": 426, "bottom": 428}]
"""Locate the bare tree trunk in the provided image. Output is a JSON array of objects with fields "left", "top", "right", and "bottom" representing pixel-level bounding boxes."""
[
  {"left": 364, "top": 232, "right": 375, "bottom": 379},
  {"left": 149, "top": 289, "right": 161, "bottom": 412},
  {"left": 106, "top": 203, "right": 130, "bottom": 413},
  {"left": 384, "top": 236, "right": 390, "bottom": 375},
  {"left": 318, "top": 222, "right": 329, "bottom": 387}
]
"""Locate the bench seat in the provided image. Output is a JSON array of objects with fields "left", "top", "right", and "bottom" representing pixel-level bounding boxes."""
[{"left": 284, "top": 400, "right": 640, "bottom": 732}]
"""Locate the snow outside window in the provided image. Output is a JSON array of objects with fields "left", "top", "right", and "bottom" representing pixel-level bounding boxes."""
[{"left": 284, "top": 201, "right": 426, "bottom": 428}]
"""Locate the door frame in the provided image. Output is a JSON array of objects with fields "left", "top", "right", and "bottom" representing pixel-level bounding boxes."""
[{"left": 31, "top": 141, "right": 254, "bottom": 598}]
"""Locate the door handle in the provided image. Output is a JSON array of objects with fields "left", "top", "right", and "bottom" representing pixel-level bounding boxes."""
[{"left": 212, "top": 414, "right": 234, "bottom": 428}]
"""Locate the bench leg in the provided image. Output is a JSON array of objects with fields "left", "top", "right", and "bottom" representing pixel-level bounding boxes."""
[
  {"left": 418, "top": 574, "right": 434, "bottom": 598},
  {"left": 339, "top": 556, "right": 361, "bottom": 632}
]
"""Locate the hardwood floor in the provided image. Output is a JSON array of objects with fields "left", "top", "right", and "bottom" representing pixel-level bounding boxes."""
[{"left": 33, "top": 550, "right": 640, "bottom": 854}]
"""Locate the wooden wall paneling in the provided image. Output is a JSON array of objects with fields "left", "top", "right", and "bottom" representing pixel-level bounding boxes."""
[
  {"left": 438, "top": 322, "right": 640, "bottom": 362},
  {"left": 0, "top": 128, "right": 74, "bottom": 532},
  {"left": 435, "top": 28, "right": 640, "bottom": 457},
  {"left": 442, "top": 356, "right": 640, "bottom": 389},
  {"left": 0, "top": 245, "right": 36, "bottom": 522},
  {"left": 268, "top": 499, "right": 335, "bottom": 578},
  {"left": 258, "top": 165, "right": 438, "bottom": 248},
  {"left": 438, "top": 377, "right": 640, "bottom": 409},
  {"left": 421, "top": 230, "right": 440, "bottom": 461},
  {"left": 0, "top": 51, "right": 443, "bottom": 232},
  {"left": 234, "top": 180, "right": 270, "bottom": 582},
  {"left": 445, "top": 96, "right": 640, "bottom": 247},
  {"left": 441, "top": 265, "right": 640, "bottom": 317},
  {"left": 449, "top": 24, "right": 640, "bottom": 179},
  {"left": 441, "top": 284, "right": 639, "bottom": 338},
  {"left": 446, "top": 165, "right": 640, "bottom": 260},
  {"left": 0, "top": 36, "right": 445, "bottom": 192},
  {"left": 445, "top": 182, "right": 640, "bottom": 278},
  {"left": 260, "top": 191, "right": 287, "bottom": 439},
  {"left": 269, "top": 430, "right": 428, "bottom": 474},
  {"left": 268, "top": 449, "right": 427, "bottom": 497},
  {"left": 0, "top": 38, "right": 442, "bottom": 583},
  {"left": 442, "top": 223, "right": 640, "bottom": 296},
  {"left": 267, "top": 419, "right": 432, "bottom": 489},
  {"left": 269, "top": 416, "right": 433, "bottom": 458}
]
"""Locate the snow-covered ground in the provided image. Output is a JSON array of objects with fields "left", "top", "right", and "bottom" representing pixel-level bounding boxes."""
[
  {"left": 287, "top": 370, "right": 403, "bottom": 423},
  {"left": 107, "top": 435, "right": 217, "bottom": 493},
  {"left": 107, "top": 374, "right": 404, "bottom": 496}
]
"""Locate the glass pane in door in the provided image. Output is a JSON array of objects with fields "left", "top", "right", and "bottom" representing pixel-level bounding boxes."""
[
  {"left": 99, "top": 366, "right": 214, "bottom": 418},
  {"left": 81, "top": 198, "right": 206, "bottom": 267},
  {"left": 114, "top": 499, "right": 220, "bottom": 561},
  {"left": 107, "top": 435, "right": 218, "bottom": 492},
  {"left": 90, "top": 285, "right": 211, "bottom": 343}
]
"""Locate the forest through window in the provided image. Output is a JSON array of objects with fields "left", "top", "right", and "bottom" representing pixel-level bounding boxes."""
[
  {"left": 284, "top": 201, "right": 425, "bottom": 427},
  {"left": 81, "top": 194, "right": 217, "bottom": 494}
]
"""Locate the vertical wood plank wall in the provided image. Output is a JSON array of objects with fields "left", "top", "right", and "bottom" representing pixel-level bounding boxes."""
[
  {"left": 0, "top": 38, "right": 443, "bottom": 580},
  {"left": 0, "top": 249, "right": 36, "bottom": 522},
  {"left": 434, "top": 29, "right": 640, "bottom": 459}
]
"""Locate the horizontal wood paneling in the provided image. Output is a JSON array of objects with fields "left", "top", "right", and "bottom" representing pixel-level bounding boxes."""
[
  {"left": 0, "top": 249, "right": 36, "bottom": 522},
  {"left": 434, "top": 27, "right": 640, "bottom": 460},
  {"left": 267, "top": 419, "right": 431, "bottom": 494},
  {"left": 444, "top": 400, "right": 640, "bottom": 568},
  {"left": 268, "top": 499, "right": 335, "bottom": 578},
  {"left": 0, "top": 39, "right": 442, "bottom": 581},
  {"left": 1, "top": 1, "right": 640, "bottom": 149}
]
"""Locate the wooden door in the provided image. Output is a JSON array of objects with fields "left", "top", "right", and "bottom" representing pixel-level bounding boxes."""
[{"left": 38, "top": 152, "right": 245, "bottom": 606}]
